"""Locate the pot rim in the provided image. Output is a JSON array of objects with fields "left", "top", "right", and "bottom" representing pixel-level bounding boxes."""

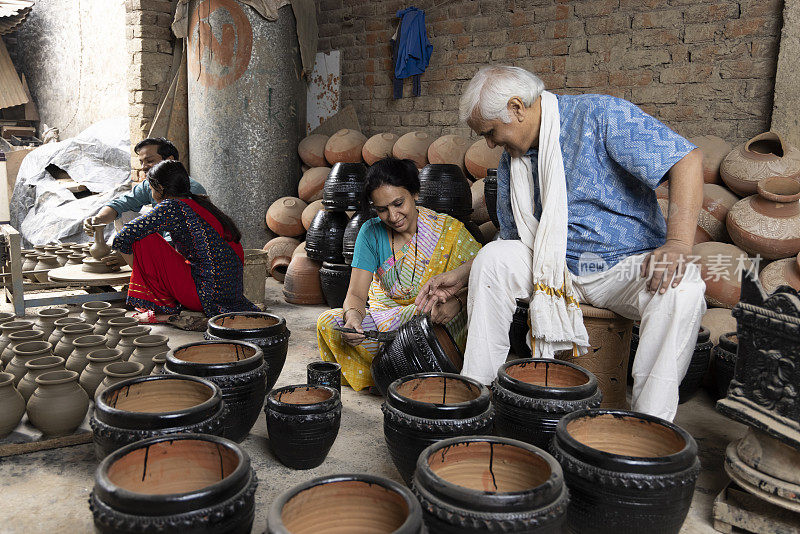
[
  {"left": 757, "top": 176, "right": 800, "bottom": 203},
  {"left": 36, "top": 308, "right": 70, "bottom": 318},
  {"left": 554, "top": 408, "right": 698, "bottom": 475},
  {"left": 53, "top": 317, "right": 86, "bottom": 327},
  {"left": 8, "top": 329, "right": 44, "bottom": 341},
  {"left": 496, "top": 358, "right": 599, "bottom": 400},
  {"left": 36, "top": 369, "right": 79, "bottom": 385},
  {"left": 718, "top": 331, "right": 738, "bottom": 352},
  {"left": 416, "top": 315, "right": 462, "bottom": 373},
  {"left": 266, "top": 384, "right": 340, "bottom": 414},
  {"left": 73, "top": 335, "right": 108, "bottom": 347},
  {"left": 132, "top": 334, "right": 170, "bottom": 347},
  {"left": 0, "top": 371, "right": 13, "bottom": 387},
  {"left": 61, "top": 323, "right": 94, "bottom": 335},
  {"left": 0, "top": 320, "right": 34, "bottom": 331},
  {"left": 386, "top": 372, "right": 490, "bottom": 419},
  {"left": 107, "top": 317, "right": 139, "bottom": 327},
  {"left": 12, "top": 340, "right": 52, "bottom": 354},
  {"left": 93, "top": 432, "right": 251, "bottom": 516},
  {"left": 103, "top": 361, "right": 144, "bottom": 377},
  {"left": 25, "top": 355, "right": 65, "bottom": 370},
  {"left": 164, "top": 340, "right": 264, "bottom": 377},
  {"left": 118, "top": 325, "right": 152, "bottom": 338},
  {"left": 81, "top": 301, "right": 113, "bottom": 311},
  {"left": 206, "top": 311, "right": 288, "bottom": 339},
  {"left": 742, "top": 131, "right": 786, "bottom": 162},
  {"left": 96, "top": 308, "right": 127, "bottom": 318},
  {"left": 267, "top": 473, "right": 422, "bottom": 534},
  {"left": 86, "top": 348, "right": 123, "bottom": 362}
]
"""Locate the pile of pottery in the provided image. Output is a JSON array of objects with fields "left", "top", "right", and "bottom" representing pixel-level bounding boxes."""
[{"left": 21, "top": 242, "right": 90, "bottom": 282}]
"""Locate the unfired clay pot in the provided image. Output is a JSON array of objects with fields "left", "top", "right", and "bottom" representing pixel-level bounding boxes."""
[
  {"left": 4, "top": 329, "right": 45, "bottom": 368},
  {"left": 54, "top": 249, "right": 72, "bottom": 266},
  {"left": 692, "top": 241, "right": 754, "bottom": 308},
  {"left": 94, "top": 308, "right": 127, "bottom": 336},
  {"left": 266, "top": 197, "right": 307, "bottom": 238},
  {"left": 759, "top": 254, "right": 800, "bottom": 293},
  {"left": 33, "top": 254, "right": 58, "bottom": 282},
  {"left": 116, "top": 325, "right": 152, "bottom": 360},
  {"left": 465, "top": 138, "right": 503, "bottom": 180},
  {"left": 0, "top": 372, "right": 25, "bottom": 438},
  {"left": 471, "top": 178, "right": 489, "bottom": 224},
  {"left": 0, "top": 320, "right": 35, "bottom": 364},
  {"left": 66, "top": 253, "right": 84, "bottom": 265},
  {"left": 129, "top": 335, "right": 170, "bottom": 374},
  {"left": 263, "top": 236, "right": 301, "bottom": 282},
  {"left": 298, "top": 167, "right": 330, "bottom": 203},
  {"left": 81, "top": 300, "right": 113, "bottom": 323},
  {"left": 47, "top": 317, "right": 86, "bottom": 346},
  {"left": 105, "top": 316, "right": 139, "bottom": 348},
  {"left": 27, "top": 369, "right": 89, "bottom": 436},
  {"left": 53, "top": 323, "right": 94, "bottom": 359},
  {"left": 362, "top": 132, "right": 399, "bottom": 165},
  {"left": 283, "top": 255, "right": 325, "bottom": 305},
  {"left": 721, "top": 132, "right": 800, "bottom": 196},
  {"left": 7, "top": 340, "right": 52, "bottom": 385},
  {"left": 393, "top": 131, "right": 434, "bottom": 169},
  {"left": 689, "top": 135, "right": 733, "bottom": 185},
  {"left": 89, "top": 224, "right": 112, "bottom": 260},
  {"left": 298, "top": 133, "right": 329, "bottom": 167},
  {"left": 701, "top": 307, "right": 736, "bottom": 346},
  {"left": 324, "top": 128, "right": 367, "bottom": 164},
  {"left": 18, "top": 355, "right": 65, "bottom": 402},
  {"left": 150, "top": 351, "right": 167, "bottom": 375},
  {"left": 35, "top": 307, "right": 69, "bottom": 340},
  {"left": 67, "top": 334, "right": 108, "bottom": 374},
  {"left": 727, "top": 176, "right": 800, "bottom": 260},
  {"left": 301, "top": 199, "right": 325, "bottom": 231},
  {"left": 22, "top": 252, "right": 38, "bottom": 280},
  {"left": 94, "top": 361, "right": 145, "bottom": 398},
  {"left": 79, "top": 348, "right": 122, "bottom": 398},
  {"left": 428, "top": 134, "right": 470, "bottom": 175}
]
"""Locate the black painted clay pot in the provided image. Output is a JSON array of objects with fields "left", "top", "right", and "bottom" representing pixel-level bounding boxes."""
[
  {"left": 90, "top": 433, "right": 257, "bottom": 534},
  {"left": 371, "top": 315, "right": 463, "bottom": 396},
  {"left": 484, "top": 168, "right": 499, "bottom": 228},
  {"left": 678, "top": 326, "right": 713, "bottom": 403},
  {"left": 306, "top": 361, "right": 341, "bottom": 392},
  {"left": 382, "top": 372, "right": 494, "bottom": 484},
  {"left": 492, "top": 359, "right": 602, "bottom": 449},
  {"left": 342, "top": 210, "right": 374, "bottom": 264},
  {"left": 305, "top": 209, "right": 349, "bottom": 264},
  {"left": 713, "top": 332, "right": 738, "bottom": 399},
  {"left": 627, "top": 322, "right": 640, "bottom": 385},
  {"left": 463, "top": 220, "right": 484, "bottom": 245},
  {"left": 551, "top": 409, "right": 700, "bottom": 534},
  {"left": 267, "top": 473, "right": 425, "bottom": 534},
  {"left": 204, "top": 312, "right": 290, "bottom": 391},
  {"left": 319, "top": 262, "right": 351, "bottom": 309},
  {"left": 509, "top": 298, "right": 532, "bottom": 359},
  {"left": 90, "top": 374, "right": 227, "bottom": 459},
  {"left": 265, "top": 384, "right": 341, "bottom": 469},
  {"left": 164, "top": 340, "right": 266, "bottom": 443},
  {"left": 418, "top": 164, "right": 473, "bottom": 221},
  {"left": 322, "top": 162, "right": 367, "bottom": 211},
  {"left": 412, "top": 436, "right": 569, "bottom": 533}
]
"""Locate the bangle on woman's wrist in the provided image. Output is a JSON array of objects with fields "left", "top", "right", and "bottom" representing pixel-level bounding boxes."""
[{"left": 344, "top": 307, "right": 363, "bottom": 320}]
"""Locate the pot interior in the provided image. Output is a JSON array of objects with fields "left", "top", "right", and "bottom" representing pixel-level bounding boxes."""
[
  {"left": 275, "top": 386, "right": 332, "bottom": 405},
  {"left": 103, "top": 378, "right": 213, "bottom": 413},
  {"left": 396, "top": 375, "right": 480, "bottom": 404},
  {"left": 174, "top": 343, "right": 257, "bottom": 364},
  {"left": 566, "top": 413, "right": 686, "bottom": 457},
  {"left": 106, "top": 439, "right": 238, "bottom": 495},
  {"left": 506, "top": 360, "right": 589, "bottom": 388},
  {"left": 427, "top": 441, "right": 551, "bottom": 493},
  {"left": 214, "top": 314, "right": 278, "bottom": 329},
  {"left": 749, "top": 137, "right": 782, "bottom": 156},
  {"left": 432, "top": 324, "right": 463, "bottom": 370},
  {"left": 281, "top": 480, "right": 409, "bottom": 533},
  {"left": 761, "top": 176, "right": 800, "bottom": 197}
]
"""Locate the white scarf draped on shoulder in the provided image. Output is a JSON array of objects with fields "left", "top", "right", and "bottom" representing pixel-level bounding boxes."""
[{"left": 509, "top": 90, "right": 590, "bottom": 358}]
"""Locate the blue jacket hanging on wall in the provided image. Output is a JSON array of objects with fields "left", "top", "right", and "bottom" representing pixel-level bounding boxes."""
[{"left": 392, "top": 6, "right": 433, "bottom": 98}]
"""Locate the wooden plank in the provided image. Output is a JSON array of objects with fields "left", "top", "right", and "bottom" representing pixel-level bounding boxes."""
[
  {"left": 0, "top": 40, "right": 27, "bottom": 110},
  {"left": 713, "top": 483, "right": 800, "bottom": 534},
  {"left": 0, "top": 413, "right": 92, "bottom": 458}
]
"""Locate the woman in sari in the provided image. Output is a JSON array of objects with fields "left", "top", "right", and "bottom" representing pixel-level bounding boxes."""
[
  {"left": 110, "top": 160, "right": 258, "bottom": 323},
  {"left": 316, "top": 157, "right": 481, "bottom": 391}
]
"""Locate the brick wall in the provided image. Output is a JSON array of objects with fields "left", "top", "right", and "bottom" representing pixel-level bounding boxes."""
[{"left": 317, "top": 0, "right": 783, "bottom": 144}]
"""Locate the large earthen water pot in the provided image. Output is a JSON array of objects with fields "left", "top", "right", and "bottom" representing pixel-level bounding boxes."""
[
  {"left": 0, "top": 372, "right": 25, "bottom": 437},
  {"left": 465, "top": 138, "right": 503, "bottom": 180},
  {"left": 7, "top": 340, "right": 52, "bottom": 385},
  {"left": 699, "top": 183, "right": 739, "bottom": 242},
  {"left": 305, "top": 209, "right": 349, "bottom": 264},
  {"left": 470, "top": 178, "right": 489, "bottom": 224},
  {"left": 293, "top": 241, "right": 307, "bottom": 258},
  {"left": 393, "top": 131, "right": 434, "bottom": 169},
  {"left": 692, "top": 241, "right": 754, "bottom": 308},
  {"left": 266, "top": 197, "right": 307, "bottom": 238},
  {"left": 362, "top": 132, "right": 399, "bottom": 165},
  {"left": 18, "top": 355, "right": 65, "bottom": 402},
  {"left": 298, "top": 133, "right": 329, "bottom": 167},
  {"left": 322, "top": 163, "right": 367, "bottom": 211},
  {"left": 324, "top": 128, "right": 367, "bottom": 164},
  {"left": 27, "top": 369, "right": 89, "bottom": 436},
  {"left": 298, "top": 167, "right": 330, "bottom": 203},
  {"left": 428, "top": 134, "right": 470, "bottom": 175},
  {"left": 418, "top": 164, "right": 473, "bottom": 221},
  {"left": 689, "top": 135, "right": 733, "bottom": 185},
  {"left": 301, "top": 199, "right": 325, "bottom": 231},
  {"left": 319, "top": 262, "right": 352, "bottom": 309},
  {"left": 283, "top": 255, "right": 325, "bottom": 305},
  {"left": 35, "top": 307, "right": 69, "bottom": 339},
  {"left": 720, "top": 131, "right": 800, "bottom": 196},
  {"left": 759, "top": 253, "right": 800, "bottom": 293},
  {"left": 701, "top": 307, "right": 736, "bottom": 346},
  {"left": 264, "top": 236, "right": 301, "bottom": 282},
  {"left": 79, "top": 349, "right": 122, "bottom": 398},
  {"left": 727, "top": 176, "right": 800, "bottom": 260}
]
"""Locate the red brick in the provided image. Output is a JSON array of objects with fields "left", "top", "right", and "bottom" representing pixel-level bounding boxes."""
[
  {"left": 632, "top": 10, "right": 682, "bottom": 29},
  {"left": 631, "top": 29, "right": 681, "bottom": 48},
  {"left": 566, "top": 71, "right": 609, "bottom": 88},
  {"left": 659, "top": 65, "right": 712, "bottom": 84},
  {"left": 609, "top": 70, "right": 653, "bottom": 86},
  {"left": 574, "top": 0, "right": 619, "bottom": 18},
  {"left": 724, "top": 18, "right": 768, "bottom": 38}
]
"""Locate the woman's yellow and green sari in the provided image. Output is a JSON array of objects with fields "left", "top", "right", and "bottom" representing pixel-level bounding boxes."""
[{"left": 316, "top": 207, "right": 481, "bottom": 390}]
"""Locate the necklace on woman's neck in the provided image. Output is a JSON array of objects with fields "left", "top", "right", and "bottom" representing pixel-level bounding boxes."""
[{"left": 391, "top": 218, "right": 418, "bottom": 295}]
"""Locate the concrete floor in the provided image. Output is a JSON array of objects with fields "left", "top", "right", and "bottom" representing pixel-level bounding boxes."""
[{"left": 0, "top": 278, "right": 745, "bottom": 533}]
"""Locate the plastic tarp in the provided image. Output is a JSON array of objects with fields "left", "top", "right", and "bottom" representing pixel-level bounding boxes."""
[{"left": 10, "top": 117, "right": 131, "bottom": 246}]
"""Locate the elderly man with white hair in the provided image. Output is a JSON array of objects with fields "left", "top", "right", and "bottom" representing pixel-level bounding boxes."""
[{"left": 415, "top": 65, "right": 706, "bottom": 421}]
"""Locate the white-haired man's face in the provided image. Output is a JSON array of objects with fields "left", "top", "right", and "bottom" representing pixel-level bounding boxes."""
[{"left": 466, "top": 96, "right": 541, "bottom": 159}]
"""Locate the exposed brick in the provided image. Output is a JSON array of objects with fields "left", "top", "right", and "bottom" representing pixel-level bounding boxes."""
[
  {"left": 631, "top": 29, "right": 681, "bottom": 48},
  {"left": 574, "top": 0, "right": 619, "bottom": 18},
  {"left": 632, "top": 10, "right": 683, "bottom": 29},
  {"left": 609, "top": 70, "right": 653, "bottom": 86},
  {"left": 684, "top": 24, "right": 716, "bottom": 43},
  {"left": 631, "top": 85, "right": 679, "bottom": 104},
  {"left": 566, "top": 71, "right": 609, "bottom": 88},
  {"left": 585, "top": 13, "right": 629, "bottom": 35},
  {"left": 621, "top": 49, "right": 671, "bottom": 68}
]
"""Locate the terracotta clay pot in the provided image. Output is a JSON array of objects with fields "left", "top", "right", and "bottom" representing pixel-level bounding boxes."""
[
  {"left": 342, "top": 210, "right": 375, "bottom": 264},
  {"left": 27, "top": 370, "right": 89, "bottom": 436},
  {"left": 300, "top": 199, "right": 324, "bottom": 231},
  {"left": 0, "top": 372, "right": 25, "bottom": 438},
  {"left": 760, "top": 254, "right": 800, "bottom": 293},
  {"left": 204, "top": 312, "right": 290, "bottom": 391},
  {"left": 465, "top": 138, "right": 503, "bottom": 180},
  {"left": 383, "top": 373, "right": 494, "bottom": 485},
  {"left": 105, "top": 316, "right": 139, "bottom": 348},
  {"left": 470, "top": 178, "right": 489, "bottom": 224},
  {"left": 418, "top": 164, "right": 473, "bottom": 221},
  {"left": 720, "top": 131, "right": 800, "bottom": 196},
  {"left": 0, "top": 320, "right": 35, "bottom": 364},
  {"left": 727, "top": 176, "right": 800, "bottom": 260},
  {"left": 90, "top": 433, "right": 257, "bottom": 534},
  {"left": 362, "top": 132, "right": 399, "bottom": 165},
  {"left": 324, "top": 129, "right": 367, "bottom": 164},
  {"left": 90, "top": 374, "right": 227, "bottom": 459},
  {"left": 428, "top": 134, "right": 470, "bottom": 175},
  {"left": 283, "top": 255, "right": 325, "bottom": 305},
  {"left": 552, "top": 409, "right": 699, "bottom": 534},
  {"left": 53, "top": 323, "right": 94, "bottom": 359},
  {"left": 165, "top": 340, "right": 266, "bottom": 442},
  {"left": 129, "top": 335, "right": 170, "bottom": 374},
  {"left": 18, "top": 355, "right": 65, "bottom": 402},
  {"left": 689, "top": 135, "right": 733, "bottom": 185},
  {"left": 298, "top": 133, "right": 329, "bottom": 167},
  {"left": 701, "top": 307, "right": 736, "bottom": 346},
  {"left": 7, "top": 340, "right": 52, "bottom": 385},
  {"left": 412, "top": 436, "right": 568, "bottom": 533},
  {"left": 4, "top": 329, "right": 45, "bottom": 368},
  {"left": 266, "top": 197, "right": 307, "bottom": 238},
  {"left": 116, "top": 325, "right": 152, "bottom": 360},
  {"left": 322, "top": 162, "right": 367, "bottom": 211},
  {"left": 34, "top": 307, "right": 69, "bottom": 339},
  {"left": 292, "top": 241, "right": 307, "bottom": 258},
  {"left": 263, "top": 236, "right": 301, "bottom": 282},
  {"left": 68, "top": 334, "right": 109, "bottom": 374},
  {"left": 94, "top": 308, "right": 127, "bottom": 336},
  {"left": 79, "top": 349, "right": 122, "bottom": 398},
  {"left": 268, "top": 474, "right": 424, "bottom": 534},
  {"left": 95, "top": 361, "right": 145, "bottom": 398},
  {"left": 479, "top": 221, "right": 498, "bottom": 244},
  {"left": 319, "top": 262, "right": 352, "bottom": 309},
  {"left": 692, "top": 241, "right": 754, "bottom": 308},
  {"left": 81, "top": 300, "right": 113, "bottom": 323},
  {"left": 714, "top": 332, "right": 738, "bottom": 399},
  {"left": 393, "top": 131, "right": 434, "bottom": 169},
  {"left": 265, "top": 384, "right": 342, "bottom": 469},
  {"left": 47, "top": 317, "right": 86, "bottom": 347},
  {"left": 677, "top": 327, "right": 713, "bottom": 403},
  {"left": 698, "top": 183, "right": 740, "bottom": 242},
  {"left": 298, "top": 167, "right": 330, "bottom": 203},
  {"left": 305, "top": 209, "right": 349, "bottom": 263}
]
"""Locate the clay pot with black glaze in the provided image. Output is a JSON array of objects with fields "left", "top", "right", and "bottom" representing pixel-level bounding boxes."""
[
  {"left": 267, "top": 473, "right": 424, "bottom": 534},
  {"left": 714, "top": 332, "right": 738, "bottom": 399},
  {"left": 0, "top": 372, "right": 25, "bottom": 438},
  {"left": 412, "top": 436, "right": 569, "bottom": 533},
  {"left": 322, "top": 162, "right": 367, "bottom": 211},
  {"left": 305, "top": 209, "right": 349, "bottom": 263},
  {"left": 371, "top": 315, "right": 463, "bottom": 396},
  {"left": 18, "top": 355, "right": 65, "bottom": 402},
  {"left": 418, "top": 164, "right": 473, "bottom": 222},
  {"left": 6, "top": 340, "right": 52, "bottom": 385},
  {"left": 90, "top": 374, "right": 227, "bottom": 459},
  {"left": 551, "top": 409, "right": 700, "bottom": 534},
  {"left": 306, "top": 361, "right": 341, "bottom": 391},
  {"left": 319, "top": 262, "right": 351, "bottom": 308},
  {"left": 508, "top": 298, "right": 532, "bottom": 358},
  {"left": 484, "top": 168, "right": 499, "bottom": 227},
  {"left": 67, "top": 334, "right": 107, "bottom": 374},
  {"left": 164, "top": 340, "right": 266, "bottom": 443},
  {"left": 342, "top": 209, "right": 375, "bottom": 265},
  {"left": 79, "top": 349, "right": 122, "bottom": 398},
  {"left": 27, "top": 370, "right": 89, "bottom": 436},
  {"left": 34, "top": 307, "right": 69, "bottom": 339},
  {"left": 205, "top": 312, "right": 290, "bottom": 391},
  {"left": 265, "top": 385, "right": 341, "bottom": 469},
  {"left": 677, "top": 326, "right": 713, "bottom": 403},
  {"left": 90, "top": 433, "right": 258, "bottom": 534},
  {"left": 383, "top": 373, "right": 494, "bottom": 484},
  {"left": 105, "top": 316, "right": 139, "bottom": 348},
  {"left": 0, "top": 320, "right": 36, "bottom": 364}
]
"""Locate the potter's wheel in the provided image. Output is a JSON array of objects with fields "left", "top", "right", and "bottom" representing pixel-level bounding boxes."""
[
  {"left": 81, "top": 257, "right": 120, "bottom": 274},
  {"left": 724, "top": 440, "right": 800, "bottom": 512},
  {"left": 47, "top": 263, "right": 132, "bottom": 283}
]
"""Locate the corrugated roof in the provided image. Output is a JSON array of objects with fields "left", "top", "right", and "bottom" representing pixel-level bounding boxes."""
[
  {"left": 0, "top": 39, "right": 27, "bottom": 110},
  {"left": 0, "top": 0, "right": 33, "bottom": 35}
]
